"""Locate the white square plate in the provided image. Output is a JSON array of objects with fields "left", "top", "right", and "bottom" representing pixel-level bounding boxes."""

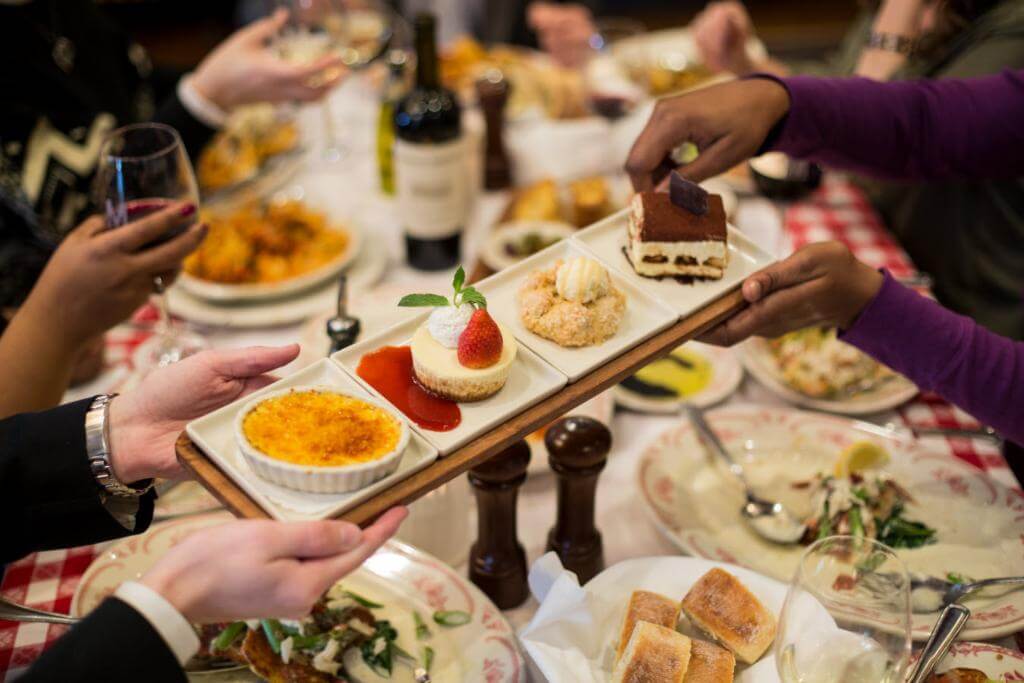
[
  {"left": 185, "top": 359, "right": 438, "bottom": 520},
  {"left": 571, "top": 208, "right": 776, "bottom": 317},
  {"left": 474, "top": 240, "right": 677, "bottom": 381},
  {"left": 332, "top": 316, "right": 568, "bottom": 455}
]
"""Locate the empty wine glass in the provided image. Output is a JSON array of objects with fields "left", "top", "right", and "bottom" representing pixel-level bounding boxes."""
[
  {"left": 277, "top": 0, "right": 394, "bottom": 163},
  {"left": 776, "top": 536, "right": 912, "bottom": 683},
  {"left": 94, "top": 123, "right": 208, "bottom": 375}
]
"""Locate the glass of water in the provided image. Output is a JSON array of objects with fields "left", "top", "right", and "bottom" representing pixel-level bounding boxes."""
[{"left": 776, "top": 535, "right": 912, "bottom": 683}]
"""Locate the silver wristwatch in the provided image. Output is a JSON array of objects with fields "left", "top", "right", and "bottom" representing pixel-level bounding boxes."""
[{"left": 86, "top": 394, "right": 152, "bottom": 498}]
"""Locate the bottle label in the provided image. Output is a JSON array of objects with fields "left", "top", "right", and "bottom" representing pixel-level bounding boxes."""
[{"left": 394, "top": 137, "right": 469, "bottom": 240}]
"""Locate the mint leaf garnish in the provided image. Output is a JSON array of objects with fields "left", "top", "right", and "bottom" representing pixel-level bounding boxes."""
[
  {"left": 460, "top": 287, "right": 487, "bottom": 309},
  {"left": 398, "top": 294, "right": 450, "bottom": 307},
  {"left": 452, "top": 266, "right": 466, "bottom": 295}
]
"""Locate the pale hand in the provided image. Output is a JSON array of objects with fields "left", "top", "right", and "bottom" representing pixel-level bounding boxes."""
[
  {"left": 141, "top": 508, "right": 408, "bottom": 622},
  {"left": 699, "top": 242, "right": 885, "bottom": 346},
  {"left": 691, "top": 1, "right": 757, "bottom": 75},
  {"left": 107, "top": 344, "right": 301, "bottom": 483},
  {"left": 527, "top": 2, "right": 596, "bottom": 69},
  {"left": 191, "top": 8, "right": 348, "bottom": 111}
]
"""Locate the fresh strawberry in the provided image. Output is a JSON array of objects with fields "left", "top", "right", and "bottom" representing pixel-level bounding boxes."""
[{"left": 458, "top": 309, "right": 503, "bottom": 368}]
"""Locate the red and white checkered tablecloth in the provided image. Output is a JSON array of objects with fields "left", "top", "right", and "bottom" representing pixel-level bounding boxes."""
[{"left": 1, "top": 177, "right": 1017, "bottom": 680}]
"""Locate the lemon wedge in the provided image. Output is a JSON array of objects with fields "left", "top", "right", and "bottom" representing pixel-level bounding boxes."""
[{"left": 835, "top": 441, "right": 890, "bottom": 478}]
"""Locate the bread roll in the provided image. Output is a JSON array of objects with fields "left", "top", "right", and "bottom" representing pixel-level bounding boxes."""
[
  {"left": 615, "top": 590, "right": 681, "bottom": 662},
  {"left": 683, "top": 639, "right": 735, "bottom": 683},
  {"left": 680, "top": 568, "right": 777, "bottom": 664},
  {"left": 612, "top": 621, "right": 692, "bottom": 683}
]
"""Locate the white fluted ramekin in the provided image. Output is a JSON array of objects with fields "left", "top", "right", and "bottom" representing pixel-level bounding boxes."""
[{"left": 234, "top": 385, "right": 409, "bottom": 494}]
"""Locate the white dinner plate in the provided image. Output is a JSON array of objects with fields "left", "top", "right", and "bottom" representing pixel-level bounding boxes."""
[
  {"left": 520, "top": 554, "right": 788, "bottom": 682},
  {"left": 166, "top": 236, "right": 387, "bottom": 329},
  {"left": 739, "top": 337, "right": 918, "bottom": 416},
  {"left": 480, "top": 220, "right": 576, "bottom": 273},
  {"left": 635, "top": 404, "right": 1024, "bottom": 641},
  {"left": 475, "top": 240, "right": 677, "bottom": 382},
  {"left": 610, "top": 26, "right": 767, "bottom": 84},
  {"left": 186, "top": 358, "right": 438, "bottom": 520},
  {"left": 614, "top": 340, "right": 743, "bottom": 413},
  {"left": 333, "top": 314, "right": 568, "bottom": 456},
  {"left": 72, "top": 513, "right": 525, "bottom": 682},
  {"left": 920, "top": 641, "right": 1024, "bottom": 680},
  {"left": 177, "top": 224, "right": 362, "bottom": 304},
  {"left": 571, "top": 208, "right": 776, "bottom": 318}
]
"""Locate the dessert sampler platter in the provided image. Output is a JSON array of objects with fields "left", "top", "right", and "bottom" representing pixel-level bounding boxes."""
[{"left": 176, "top": 175, "right": 774, "bottom": 525}]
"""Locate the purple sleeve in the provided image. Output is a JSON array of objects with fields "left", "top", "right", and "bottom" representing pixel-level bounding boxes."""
[
  {"left": 840, "top": 273, "right": 1024, "bottom": 445},
  {"left": 764, "top": 71, "right": 1024, "bottom": 180}
]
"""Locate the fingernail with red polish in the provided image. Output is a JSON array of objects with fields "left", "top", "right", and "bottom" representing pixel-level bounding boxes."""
[{"left": 179, "top": 203, "right": 197, "bottom": 217}]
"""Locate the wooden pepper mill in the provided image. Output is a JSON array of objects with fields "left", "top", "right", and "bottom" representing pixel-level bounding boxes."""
[
  {"left": 468, "top": 439, "right": 531, "bottom": 608},
  {"left": 545, "top": 416, "right": 611, "bottom": 584}
]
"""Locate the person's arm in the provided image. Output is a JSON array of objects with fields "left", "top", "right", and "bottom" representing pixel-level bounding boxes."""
[
  {"left": 0, "top": 399, "right": 156, "bottom": 563},
  {"left": 770, "top": 70, "right": 1024, "bottom": 180},
  {"left": 21, "top": 510, "right": 408, "bottom": 683},
  {"left": 700, "top": 242, "right": 1024, "bottom": 445},
  {"left": 625, "top": 71, "right": 1024, "bottom": 190},
  {"left": 840, "top": 273, "right": 1024, "bottom": 444},
  {"left": 853, "top": 0, "right": 926, "bottom": 80}
]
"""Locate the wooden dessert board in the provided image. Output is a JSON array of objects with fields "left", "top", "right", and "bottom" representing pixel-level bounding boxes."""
[
  {"left": 176, "top": 208, "right": 772, "bottom": 526},
  {"left": 177, "top": 287, "right": 746, "bottom": 526}
]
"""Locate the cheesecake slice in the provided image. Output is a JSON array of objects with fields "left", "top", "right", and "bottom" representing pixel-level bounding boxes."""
[{"left": 627, "top": 192, "right": 729, "bottom": 279}]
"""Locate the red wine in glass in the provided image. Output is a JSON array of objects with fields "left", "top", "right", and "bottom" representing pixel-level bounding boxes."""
[{"left": 105, "top": 198, "right": 187, "bottom": 249}]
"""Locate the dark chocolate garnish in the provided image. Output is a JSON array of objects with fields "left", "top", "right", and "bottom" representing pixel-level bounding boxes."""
[{"left": 669, "top": 171, "right": 708, "bottom": 216}]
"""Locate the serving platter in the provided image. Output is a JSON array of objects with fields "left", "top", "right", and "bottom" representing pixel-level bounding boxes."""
[
  {"left": 573, "top": 208, "right": 774, "bottom": 317},
  {"left": 72, "top": 513, "right": 525, "bottom": 682},
  {"left": 177, "top": 217, "right": 768, "bottom": 526},
  {"left": 185, "top": 358, "right": 437, "bottom": 521},
  {"left": 475, "top": 239, "right": 677, "bottom": 381},
  {"left": 635, "top": 404, "right": 1024, "bottom": 641}
]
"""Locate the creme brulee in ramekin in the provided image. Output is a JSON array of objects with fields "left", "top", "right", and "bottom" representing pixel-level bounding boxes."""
[{"left": 235, "top": 386, "right": 409, "bottom": 493}]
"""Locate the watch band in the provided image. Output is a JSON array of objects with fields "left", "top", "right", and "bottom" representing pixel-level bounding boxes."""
[
  {"left": 866, "top": 31, "right": 916, "bottom": 55},
  {"left": 86, "top": 394, "right": 152, "bottom": 498}
]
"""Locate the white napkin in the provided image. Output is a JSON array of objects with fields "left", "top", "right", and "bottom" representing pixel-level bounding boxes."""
[{"left": 518, "top": 553, "right": 787, "bottom": 682}]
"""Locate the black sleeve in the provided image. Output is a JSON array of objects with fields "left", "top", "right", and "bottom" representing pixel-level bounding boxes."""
[
  {"left": 20, "top": 598, "right": 186, "bottom": 683},
  {"left": 152, "top": 91, "right": 217, "bottom": 162},
  {"left": 0, "top": 399, "right": 155, "bottom": 564}
]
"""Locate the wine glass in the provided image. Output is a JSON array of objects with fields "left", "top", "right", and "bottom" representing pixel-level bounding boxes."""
[
  {"left": 277, "top": 0, "right": 395, "bottom": 164},
  {"left": 776, "top": 536, "right": 913, "bottom": 683},
  {"left": 94, "top": 123, "right": 208, "bottom": 375},
  {"left": 584, "top": 17, "right": 646, "bottom": 121}
]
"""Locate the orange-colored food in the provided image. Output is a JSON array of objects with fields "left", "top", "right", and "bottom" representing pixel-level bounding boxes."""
[
  {"left": 185, "top": 200, "right": 349, "bottom": 284},
  {"left": 242, "top": 391, "right": 401, "bottom": 467}
]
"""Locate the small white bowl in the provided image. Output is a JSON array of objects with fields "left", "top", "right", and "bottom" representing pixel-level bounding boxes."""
[{"left": 234, "top": 385, "right": 409, "bottom": 494}]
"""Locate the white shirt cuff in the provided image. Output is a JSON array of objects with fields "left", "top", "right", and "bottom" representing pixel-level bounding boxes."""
[
  {"left": 177, "top": 74, "right": 229, "bottom": 129},
  {"left": 114, "top": 581, "right": 200, "bottom": 666}
]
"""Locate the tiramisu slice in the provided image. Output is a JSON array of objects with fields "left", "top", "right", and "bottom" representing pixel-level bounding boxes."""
[{"left": 627, "top": 177, "right": 729, "bottom": 280}]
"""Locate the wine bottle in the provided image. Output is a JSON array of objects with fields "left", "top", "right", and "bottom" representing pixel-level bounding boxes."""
[
  {"left": 377, "top": 50, "right": 408, "bottom": 196},
  {"left": 393, "top": 13, "right": 467, "bottom": 271}
]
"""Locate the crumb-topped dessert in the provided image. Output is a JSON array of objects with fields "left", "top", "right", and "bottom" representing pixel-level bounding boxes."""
[
  {"left": 242, "top": 389, "right": 402, "bottom": 466},
  {"left": 518, "top": 256, "right": 626, "bottom": 347},
  {"left": 627, "top": 173, "right": 729, "bottom": 280},
  {"left": 400, "top": 268, "right": 517, "bottom": 402}
]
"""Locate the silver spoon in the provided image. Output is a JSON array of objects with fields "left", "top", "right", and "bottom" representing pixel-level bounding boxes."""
[
  {"left": 685, "top": 404, "right": 807, "bottom": 544},
  {"left": 0, "top": 596, "right": 245, "bottom": 675},
  {"left": 910, "top": 574, "right": 1024, "bottom": 613},
  {"left": 326, "top": 273, "right": 361, "bottom": 355},
  {"left": 905, "top": 603, "right": 971, "bottom": 683}
]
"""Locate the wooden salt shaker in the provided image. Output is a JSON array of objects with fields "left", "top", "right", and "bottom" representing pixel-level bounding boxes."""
[
  {"left": 545, "top": 416, "right": 610, "bottom": 584},
  {"left": 468, "top": 439, "right": 531, "bottom": 608}
]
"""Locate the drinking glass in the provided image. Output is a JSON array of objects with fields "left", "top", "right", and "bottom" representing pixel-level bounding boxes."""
[
  {"left": 584, "top": 17, "right": 646, "bottom": 120},
  {"left": 776, "top": 536, "right": 912, "bottom": 683},
  {"left": 277, "top": 0, "right": 394, "bottom": 163},
  {"left": 94, "top": 123, "right": 208, "bottom": 375}
]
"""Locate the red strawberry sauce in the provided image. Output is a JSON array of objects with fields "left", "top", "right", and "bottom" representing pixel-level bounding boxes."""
[{"left": 356, "top": 345, "right": 461, "bottom": 431}]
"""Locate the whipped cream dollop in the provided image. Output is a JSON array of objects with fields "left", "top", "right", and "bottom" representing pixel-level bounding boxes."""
[
  {"left": 426, "top": 304, "right": 474, "bottom": 348},
  {"left": 555, "top": 256, "right": 610, "bottom": 304}
]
